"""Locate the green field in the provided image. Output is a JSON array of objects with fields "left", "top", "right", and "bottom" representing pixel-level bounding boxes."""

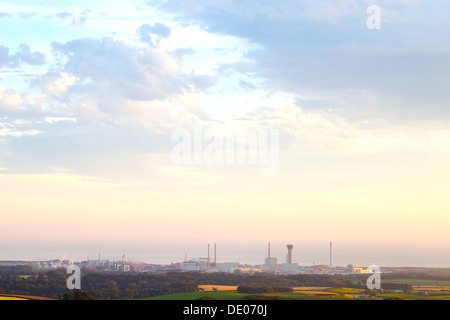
[
  {"left": 142, "top": 290, "right": 359, "bottom": 301},
  {"left": 382, "top": 279, "right": 450, "bottom": 287},
  {"left": 377, "top": 293, "right": 450, "bottom": 300},
  {"left": 142, "top": 291, "right": 251, "bottom": 300},
  {"left": 143, "top": 290, "right": 450, "bottom": 300},
  {"left": 266, "top": 292, "right": 354, "bottom": 300}
]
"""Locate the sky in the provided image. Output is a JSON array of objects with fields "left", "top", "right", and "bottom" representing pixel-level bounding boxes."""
[{"left": 1, "top": 0, "right": 450, "bottom": 267}]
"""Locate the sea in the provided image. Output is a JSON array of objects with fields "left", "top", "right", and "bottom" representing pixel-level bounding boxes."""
[{"left": 1, "top": 242, "right": 450, "bottom": 268}]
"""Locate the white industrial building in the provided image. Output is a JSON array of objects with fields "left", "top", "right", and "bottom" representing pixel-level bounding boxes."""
[
  {"left": 215, "top": 262, "right": 239, "bottom": 272},
  {"left": 281, "top": 263, "right": 299, "bottom": 274}
]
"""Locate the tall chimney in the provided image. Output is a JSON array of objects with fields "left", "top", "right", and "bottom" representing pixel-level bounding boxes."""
[
  {"left": 268, "top": 242, "right": 271, "bottom": 258},
  {"left": 330, "top": 242, "right": 333, "bottom": 267},
  {"left": 207, "top": 244, "right": 210, "bottom": 267},
  {"left": 214, "top": 242, "right": 217, "bottom": 266}
]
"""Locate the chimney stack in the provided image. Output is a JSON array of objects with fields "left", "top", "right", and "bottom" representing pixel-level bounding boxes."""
[
  {"left": 207, "top": 244, "right": 211, "bottom": 267},
  {"left": 330, "top": 242, "right": 333, "bottom": 267},
  {"left": 214, "top": 242, "right": 217, "bottom": 266}
]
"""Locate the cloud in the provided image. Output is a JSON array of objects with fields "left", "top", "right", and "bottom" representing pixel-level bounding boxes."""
[
  {"left": 239, "top": 80, "right": 257, "bottom": 91},
  {"left": 50, "top": 36, "right": 202, "bottom": 105},
  {"left": 0, "top": 120, "right": 40, "bottom": 138},
  {"left": 0, "top": 32, "right": 213, "bottom": 175},
  {"left": 149, "top": 0, "right": 450, "bottom": 122},
  {"left": 15, "top": 44, "right": 46, "bottom": 66},
  {"left": 241, "top": 101, "right": 450, "bottom": 157},
  {"left": 32, "top": 72, "right": 78, "bottom": 100},
  {"left": 51, "top": 34, "right": 218, "bottom": 116},
  {"left": 137, "top": 22, "right": 171, "bottom": 47},
  {"left": 148, "top": 0, "right": 420, "bottom": 24},
  {"left": 0, "top": 87, "right": 21, "bottom": 113},
  {"left": 17, "top": 12, "right": 37, "bottom": 19},
  {"left": 0, "top": 12, "right": 13, "bottom": 18},
  {"left": 1, "top": 0, "right": 449, "bottom": 181},
  {"left": 0, "top": 5, "right": 99, "bottom": 26},
  {"left": 0, "top": 44, "right": 46, "bottom": 68},
  {"left": 54, "top": 7, "right": 101, "bottom": 28},
  {"left": 0, "top": 11, "right": 37, "bottom": 19}
]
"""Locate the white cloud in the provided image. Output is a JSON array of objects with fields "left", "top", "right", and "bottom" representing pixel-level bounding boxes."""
[
  {"left": 44, "top": 116, "right": 77, "bottom": 124},
  {"left": 44, "top": 35, "right": 221, "bottom": 121},
  {"left": 243, "top": 101, "right": 450, "bottom": 157},
  {"left": 150, "top": 0, "right": 421, "bottom": 24},
  {"left": 0, "top": 87, "right": 20, "bottom": 113},
  {"left": 0, "top": 120, "right": 40, "bottom": 137},
  {"left": 35, "top": 72, "right": 78, "bottom": 100},
  {"left": 0, "top": 0, "right": 448, "bottom": 181}
]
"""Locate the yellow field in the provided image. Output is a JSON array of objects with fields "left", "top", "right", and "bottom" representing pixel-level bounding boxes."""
[
  {"left": 299, "top": 291, "right": 338, "bottom": 295},
  {"left": 198, "top": 286, "right": 336, "bottom": 294},
  {"left": 0, "top": 296, "right": 28, "bottom": 300},
  {"left": 198, "top": 286, "right": 340, "bottom": 296},
  {"left": 293, "top": 287, "right": 330, "bottom": 291},
  {"left": 198, "top": 285, "right": 238, "bottom": 292}
]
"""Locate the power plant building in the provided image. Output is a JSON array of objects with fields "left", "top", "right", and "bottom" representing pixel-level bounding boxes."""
[
  {"left": 215, "top": 262, "right": 239, "bottom": 272},
  {"left": 264, "top": 257, "right": 277, "bottom": 268},
  {"left": 281, "top": 263, "right": 299, "bottom": 274},
  {"left": 263, "top": 243, "right": 277, "bottom": 270}
]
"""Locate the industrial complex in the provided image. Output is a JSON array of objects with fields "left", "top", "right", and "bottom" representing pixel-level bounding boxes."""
[{"left": 2, "top": 242, "right": 370, "bottom": 275}]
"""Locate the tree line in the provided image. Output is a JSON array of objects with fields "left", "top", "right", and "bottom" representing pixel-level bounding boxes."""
[{"left": 0, "top": 266, "right": 368, "bottom": 300}]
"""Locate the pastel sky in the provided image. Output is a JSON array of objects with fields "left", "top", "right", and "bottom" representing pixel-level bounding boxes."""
[{"left": 1, "top": 0, "right": 450, "bottom": 266}]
